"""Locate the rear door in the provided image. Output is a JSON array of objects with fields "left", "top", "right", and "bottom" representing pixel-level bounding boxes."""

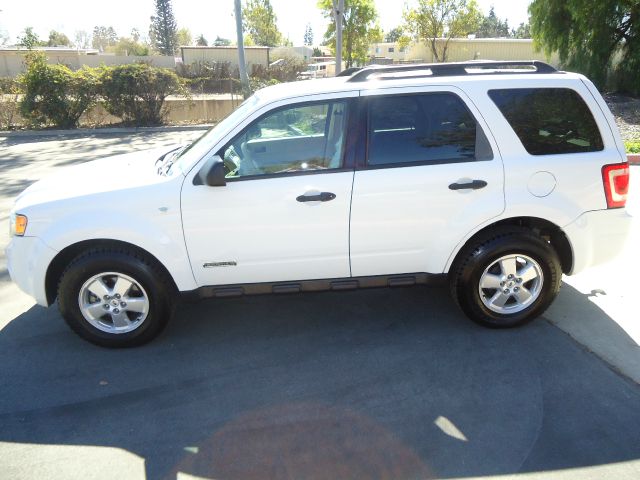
[{"left": 349, "top": 86, "right": 505, "bottom": 276}]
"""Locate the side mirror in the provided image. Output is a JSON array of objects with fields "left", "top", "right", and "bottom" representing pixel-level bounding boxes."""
[{"left": 195, "top": 155, "right": 226, "bottom": 187}]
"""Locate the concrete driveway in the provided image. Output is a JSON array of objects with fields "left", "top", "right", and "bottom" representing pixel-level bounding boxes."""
[{"left": 1, "top": 131, "right": 639, "bottom": 480}]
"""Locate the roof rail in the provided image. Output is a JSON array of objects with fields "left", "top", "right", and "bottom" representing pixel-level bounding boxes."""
[{"left": 346, "top": 60, "right": 558, "bottom": 82}]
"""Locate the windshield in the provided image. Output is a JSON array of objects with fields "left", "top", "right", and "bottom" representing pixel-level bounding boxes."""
[{"left": 172, "top": 94, "right": 260, "bottom": 174}]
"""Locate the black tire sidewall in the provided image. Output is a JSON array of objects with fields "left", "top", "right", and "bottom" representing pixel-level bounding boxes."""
[
  {"left": 58, "top": 251, "right": 172, "bottom": 347},
  {"left": 454, "top": 234, "right": 561, "bottom": 328}
]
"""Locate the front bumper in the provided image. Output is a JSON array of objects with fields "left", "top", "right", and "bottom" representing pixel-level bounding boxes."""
[
  {"left": 6, "top": 236, "right": 59, "bottom": 306},
  {"left": 563, "top": 208, "right": 633, "bottom": 275}
]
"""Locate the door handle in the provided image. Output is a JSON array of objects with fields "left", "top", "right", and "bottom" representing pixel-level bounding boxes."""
[
  {"left": 448, "top": 180, "right": 488, "bottom": 191},
  {"left": 296, "top": 192, "right": 337, "bottom": 202}
]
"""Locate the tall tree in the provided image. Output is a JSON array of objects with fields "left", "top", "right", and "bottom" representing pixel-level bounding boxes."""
[
  {"left": 243, "top": 0, "right": 284, "bottom": 46},
  {"left": 476, "top": 6, "right": 510, "bottom": 38},
  {"left": 151, "top": 0, "right": 178, "bottom": 55},
  {"left": 385, "top": 26, "right": 404, "bottom": 43},
  {"left": 319, "top": 0, "right": 383, "bottom": 68},
  {"left": 304, "top": 23, "right": 314, "bottom": 46},
  {"left": 403, "top": 0, "right": 482, "bottom": 62},
  {"left": 92, "top": 26, "right": 118, "bottom": 51},
  {"left": 530, "top": 0, "right": 640, "bottom": 93},
  {"left": 47, "top": 30, "right": 72, "bottom": 47},
  {"left": 196, "top": 34, "right": 208, "bottom": 46}
]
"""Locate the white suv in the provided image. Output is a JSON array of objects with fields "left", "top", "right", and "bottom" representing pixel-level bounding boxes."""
[{"left": 7, "top": 61, "right": 632, "bottom": 347}]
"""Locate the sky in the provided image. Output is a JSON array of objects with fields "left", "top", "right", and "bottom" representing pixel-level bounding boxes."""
[{"left": 0, "top": 0, "right": 532, "bottom": 46}]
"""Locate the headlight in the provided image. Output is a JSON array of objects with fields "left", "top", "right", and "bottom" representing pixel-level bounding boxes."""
[{"left": 9, "top": 213, "right": 28, "bottom": 236}]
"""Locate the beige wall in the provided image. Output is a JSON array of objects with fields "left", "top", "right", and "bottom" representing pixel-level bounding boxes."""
[
  {"left": 0, "top": 52, "right": 175, "bottom": 77},
  {"left": 0, "top": 95, "right": 239, "bottom": 128},
  {"left": 369, "top": 39, "right": 560, "bottom": 67},
  {"left": 181, "top": 47, "right": 269, "bottom": 69}
]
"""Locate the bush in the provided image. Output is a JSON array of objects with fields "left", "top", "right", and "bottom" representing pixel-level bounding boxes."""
[
  {"left": 99, "top": 63, "right": 187, "bottom": 126},
  {"left": 19, "top": 52, "right": 99, "bottom": 128},
  {"left": 625, "top": 141, "right": 640, "bottom": 153},
  {"left": 251, "top": 57, "right": 306, "bottom": 83},
  {"left": 0, "top": 77, "right": 23, "bottom": 130}
]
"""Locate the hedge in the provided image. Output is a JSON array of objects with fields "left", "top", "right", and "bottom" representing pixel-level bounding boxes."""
[{"left": 18, "top": 54, "right": 187, "bottom": 128}]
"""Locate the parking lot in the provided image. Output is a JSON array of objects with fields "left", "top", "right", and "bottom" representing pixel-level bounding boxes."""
[{"left": 1, "top": 131, "right": 639, "bottom": 480}]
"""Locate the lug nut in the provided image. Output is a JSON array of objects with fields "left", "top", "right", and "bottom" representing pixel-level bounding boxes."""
[
  {"left": 120, "top": 302, "right": 127, "bottom": 308},
  {"left": 113, "top": 308, "right": 120, "bottom": 314},
  {"left": 103, "top": 295, "right": 110, "bottom": 300},
  {"left": 103, "top": 304, "right": 110, "bottom": 310},
  {"left": 115, "top": 294, "right": 121, "bottom": 299},
  {"left": 500, "top": 281, "right": 505, "bottom": 287},
  {"left": 503, "top": 289, "right": 510, "bottom": 294},
  {"left": 514, "top": 287, "right": 520, "bottom": 292},
  {"left": 508, "top": 274, "right": 514, "bottom": 279},
  {"left": 517, "top": 278, "right": 523, "bottom": 283}
]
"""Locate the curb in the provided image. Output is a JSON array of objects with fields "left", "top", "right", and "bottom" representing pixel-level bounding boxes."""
[
  {"left": 0, "top": 124, "right": 212, "bottom": 139},
  {"left": 628, "top": 154, "right": 640, "bottom": 165}
]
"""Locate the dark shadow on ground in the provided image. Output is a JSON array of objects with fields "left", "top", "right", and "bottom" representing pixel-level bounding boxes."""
[{"left": 0, "top": 284, "right": 639, "bottom": 480}]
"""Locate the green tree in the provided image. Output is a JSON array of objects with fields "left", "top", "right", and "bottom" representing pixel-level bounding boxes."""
[
  {"left": 176, "top": 27, "right": 192, "bottom": 46},
  {"left": 47, "top": 30, "right": 72, "bottom": 47},
  {"left": 385, "top": 26, "right": 404, "bottom": 43},
  {"left": 530, "top": 0, "right": 640, "bottom": 93},
  {"left": 304, "top": 23, "right": 314, "bottom": 45},
  {"left": 243, "top": 0, "right": 284, "bottom": 46},
  {"left": 92, "top": 26, "right": 118, "bottom": 51},
  {"left": 17, "top": 27, "right": 44, "bottom": 49},
  {"left": 403, "top": 0, "right": 482, "bottom": 62},
  {"left": 113, "top": 37, "right": 150, "bottom": 56},
  {"left": 476, "top": 6, "right": 510, "bottom": 38},
  {"left": 319, "top": 0, "right": 383, "bottom": 68},
  {"left": 196, "top": 34, "right": 208, "bottom": 46},
  {"left": 151, "top": 0, "right": 178, "bottom": 55},
  {"left": 511, "top": 22, "right": 530, "bottom": 39},
  {"left": 214, "top": 36, "right": 232, "bottom": 46}
]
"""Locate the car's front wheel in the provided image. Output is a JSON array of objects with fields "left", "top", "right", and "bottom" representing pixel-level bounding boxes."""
[
  {"left": 450, "top": 228, "right": 562, "bottom": 328},
  {"left": 57, "top": 248, "right": 174, "bottom": 347}
]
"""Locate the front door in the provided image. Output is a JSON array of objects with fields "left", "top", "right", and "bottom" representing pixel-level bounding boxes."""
[{"left": 181, "top": 98, "right": 354, "bottom": 286}]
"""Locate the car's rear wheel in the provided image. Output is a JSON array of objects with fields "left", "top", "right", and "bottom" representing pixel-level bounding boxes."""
[
  {"left": 450, "top": 228, "right": 562, "bottom": 328},
  {"left": 58, "top": 248, "right": 174, "bottom": 347}
]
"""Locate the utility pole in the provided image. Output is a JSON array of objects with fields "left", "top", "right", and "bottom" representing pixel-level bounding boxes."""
[
  {"left": 333, "top": 0, "right": 343, "bottom": 75},
  {"left": 234, "top": 0, "right": 251, "bottom": 98}
]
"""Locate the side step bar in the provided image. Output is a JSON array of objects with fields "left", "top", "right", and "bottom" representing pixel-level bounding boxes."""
[{"left": 182, "top": 273, "right": 446, "bottom": 302}]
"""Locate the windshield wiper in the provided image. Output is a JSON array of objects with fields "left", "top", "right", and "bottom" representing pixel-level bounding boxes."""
[{"left": 156, "top": 144, "right": 190, "bottom": 176}]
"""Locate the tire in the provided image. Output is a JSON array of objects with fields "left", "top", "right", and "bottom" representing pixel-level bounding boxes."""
[
  {"left": 449, "top": 227, "right": 562, "bottom": 328},
  {"left": 57, "top": 247, "right": 175, "bottom": 347}
]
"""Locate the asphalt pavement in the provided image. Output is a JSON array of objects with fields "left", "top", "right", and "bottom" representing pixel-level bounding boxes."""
[{"left": 1, "top": 131, "right": 639, "bottom": 480}]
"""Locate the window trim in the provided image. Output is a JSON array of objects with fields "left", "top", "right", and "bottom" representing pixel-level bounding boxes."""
[
  {"left": 361, "top": 92, "right": 494, "bottom": 170},
  {"left": 487, "top": 87, "right": 605, "bottom": 156},
  {"left": 216, "top": 98, "right": 357, "bottom": 183}
]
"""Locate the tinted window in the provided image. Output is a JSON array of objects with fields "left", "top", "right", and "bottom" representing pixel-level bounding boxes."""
[
  {"left": 489, "top": 88, "right": 604, "bottom": 155},
  {"left": 367, "top": 93, "right": 490, "bottom": 166},
  {"left": 219, "top": 100, "right": 348, "bottom": 178}
]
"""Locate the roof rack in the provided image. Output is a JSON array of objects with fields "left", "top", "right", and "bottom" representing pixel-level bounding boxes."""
[{"left": 346, "top": 60, "right": 558, "bottom": 82}]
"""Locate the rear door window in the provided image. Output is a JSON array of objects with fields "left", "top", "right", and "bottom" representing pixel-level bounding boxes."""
[
  {"left": 488, "top": 88, "right": 604, "bottom": 155},
  {"left": 366, "top": 92, "right": 493, "bottom": 167}
]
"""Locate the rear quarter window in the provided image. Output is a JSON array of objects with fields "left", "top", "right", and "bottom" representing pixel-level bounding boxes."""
[{"left": 488, "top": 88, "right": 604, "bottom": 155}]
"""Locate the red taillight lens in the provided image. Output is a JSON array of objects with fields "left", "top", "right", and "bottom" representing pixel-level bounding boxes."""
[{"left": 602, "top": 163, "right": 630, "bottom": 208}]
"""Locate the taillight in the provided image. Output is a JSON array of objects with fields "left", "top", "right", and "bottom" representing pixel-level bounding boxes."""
[{"left": 602, "top": 163, "right": 630, "bottom": 208}]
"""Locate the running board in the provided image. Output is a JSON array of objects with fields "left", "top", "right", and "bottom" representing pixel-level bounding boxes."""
[{"left": 181, "top": 273, "right": 446, "bottom": 302}]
